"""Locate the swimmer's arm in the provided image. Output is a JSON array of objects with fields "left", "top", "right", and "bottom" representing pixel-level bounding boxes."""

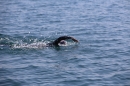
[{"left": 70, "top": 37, "right": 78, "bottom": 42}]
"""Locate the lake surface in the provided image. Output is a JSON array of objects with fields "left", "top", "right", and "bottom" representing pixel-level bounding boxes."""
[{"left": 0, "top": 0, "right": 130, "bottom": 86}]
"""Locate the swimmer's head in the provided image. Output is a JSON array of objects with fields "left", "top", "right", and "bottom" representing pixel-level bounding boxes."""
[{"left": 59, "top": 40, "right": 67, "bottom": 45}]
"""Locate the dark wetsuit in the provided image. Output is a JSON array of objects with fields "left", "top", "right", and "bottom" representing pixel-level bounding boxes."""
[{"left": 47, "top": 36, "right": 78, "bottom": 46}]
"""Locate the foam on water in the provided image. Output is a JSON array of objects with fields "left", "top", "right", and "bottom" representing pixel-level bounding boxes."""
[{"left": 12, "top": 42, "right": 47, "bottom": 49}]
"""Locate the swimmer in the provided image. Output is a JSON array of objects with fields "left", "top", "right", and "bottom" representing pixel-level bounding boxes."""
[
  {"left": 11, "top": 36, "right": 78, "bottom": 49},
  {"left": 47, "top": 36, "right": 78, "bottom": 46}
]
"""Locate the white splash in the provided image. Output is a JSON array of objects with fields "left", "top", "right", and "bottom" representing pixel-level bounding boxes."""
[{"left": 13, "top": 42, "right": 47, "bottom": 49}]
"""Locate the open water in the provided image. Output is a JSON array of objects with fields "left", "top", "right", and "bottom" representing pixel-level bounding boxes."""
[{"left": 0, "top": 0, "right": 130, "bottom": 86}]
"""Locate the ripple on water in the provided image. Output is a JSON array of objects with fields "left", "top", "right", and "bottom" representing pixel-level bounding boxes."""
[{"left": 0, "top": 0, "right": 130, "bottom": 86}]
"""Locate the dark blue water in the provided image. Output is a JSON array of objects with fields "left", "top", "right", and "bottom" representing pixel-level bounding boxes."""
[{"left": 0, "top": 0, "right": 130, "bottom": 86}]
